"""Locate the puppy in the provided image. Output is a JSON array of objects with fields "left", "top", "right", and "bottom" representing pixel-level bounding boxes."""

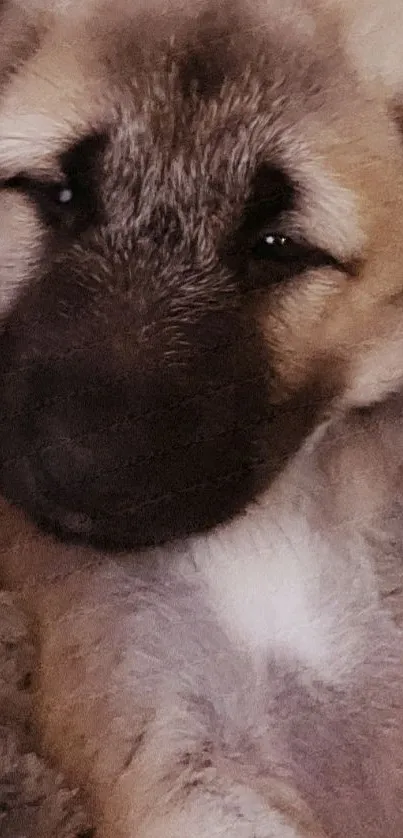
[{"left": 1, "top": 0, "right": 403, "bottom": 835}]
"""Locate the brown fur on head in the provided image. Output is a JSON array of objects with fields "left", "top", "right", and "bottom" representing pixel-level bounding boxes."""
[{"left": 0, "top": 0, "right": 403, "bottom": 549}]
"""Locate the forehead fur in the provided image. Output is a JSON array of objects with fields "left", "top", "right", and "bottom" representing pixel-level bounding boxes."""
[
  {"left": 0, "top": 0, "right": 367, "bottom": 253},
  {"left": 1, "top": 0, "right": 403, "bottom": 300},
  {"left": 0, "top": 1, "right": 401, "bottom": 258},
  {"left": 0, "top": 0, "right": 347, "bottom": 106}
]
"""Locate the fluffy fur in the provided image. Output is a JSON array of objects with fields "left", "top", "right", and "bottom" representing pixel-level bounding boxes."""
[
  {"left": 1, "top": 1, "right": 403, "bottom": 836},
  {"left": 2, "top": 397, "right": 403, "bottom": 837},
  {"left": 0, "top": 590, "right": 91, "bottom": 838}
]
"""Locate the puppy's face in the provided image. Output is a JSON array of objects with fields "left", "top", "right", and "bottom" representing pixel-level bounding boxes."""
[{"left": 0, "top": 0, "right": 402, "bottom": 549}]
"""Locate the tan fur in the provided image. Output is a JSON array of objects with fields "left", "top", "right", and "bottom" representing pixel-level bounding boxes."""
[{"left": 1, "top": 1, "right": 403, "bottom": 837}]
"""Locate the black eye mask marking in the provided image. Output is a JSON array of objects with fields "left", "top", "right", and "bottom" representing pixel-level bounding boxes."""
[
  {"left": 225, "top": 163, "right": 359, "bottom": 288},
  {"left": 0, "top": 132, "right": 106, "bottom": 233}
]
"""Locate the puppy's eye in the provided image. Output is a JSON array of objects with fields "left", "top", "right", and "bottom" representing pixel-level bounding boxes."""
[
  {"left": 3, "top": 175, "right": 76, "bottom": 223},
  {"left": 251, "top": 233, "right": 292, "bottom": 262},
  {"left": 3, "top": 175, "right": 74, "bottom": 212},
  {"left": 54, "top": 185, "right": 74, "bottom": 205},
  {"left": 246, "top": 231, "right": 341, "bottom": 289},
  {"left": 1, "top": 172, "right": 99, "bottom": 234},
  {"left": 1, "top": 134, "right": 104, "bottom": 234}
]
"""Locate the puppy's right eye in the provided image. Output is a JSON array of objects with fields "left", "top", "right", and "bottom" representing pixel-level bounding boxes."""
[
  {"left": 3, "top": 175, "right": 76, "bottom": 225},
  {"left": 2, "top": 133, "right": 105, "bottom": 233}
]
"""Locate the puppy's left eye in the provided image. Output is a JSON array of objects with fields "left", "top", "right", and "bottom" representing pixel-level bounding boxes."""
[
  {"left": 247, "top": 231, "right": 341, "bottom": 288},
  {"left": 251, "top": 233, "right": 294, "bottom": 262}
]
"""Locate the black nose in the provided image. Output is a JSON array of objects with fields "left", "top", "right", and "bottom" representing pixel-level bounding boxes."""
[{"left": 0, "top": 346, "right": 270, "bottom": 549}]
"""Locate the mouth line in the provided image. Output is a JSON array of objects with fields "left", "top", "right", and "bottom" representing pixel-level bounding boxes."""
[
  {"left": 0, "top": 451, "right": 95, "bottom": 536},
  {"left": 0, "top": 421, "right": 271, "bottom": 550},
  {"left": 0, "top": 462, "right": 251, "bottom": 551}
]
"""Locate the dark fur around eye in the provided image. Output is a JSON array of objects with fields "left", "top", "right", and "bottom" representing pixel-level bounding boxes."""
[
  {"left": 223, "top": 162, "right": 344, "bottom": 289},
  {"left": 242, "top": 164, "right": 295, "bottom": 232},
  {"left": 0, "top": 132, "right": 106, "bottom": 233},
  {"left": 2, "top": 175, "right": 76, "bottom": 225}
]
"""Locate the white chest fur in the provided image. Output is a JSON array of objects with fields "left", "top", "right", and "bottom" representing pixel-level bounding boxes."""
[
  {"left": 3, "top": 410, "right": 403, "bottom": 838},
  {"left": 186, "top": 452, "right": 382, "bottom": 685}
]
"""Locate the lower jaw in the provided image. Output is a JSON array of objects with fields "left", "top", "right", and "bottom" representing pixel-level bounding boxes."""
[{"left": 0, "top": 442, "right": 269, "bottom": 552}]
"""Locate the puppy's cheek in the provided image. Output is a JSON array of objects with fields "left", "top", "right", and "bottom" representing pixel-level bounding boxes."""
[
  {"left": 342, "top": 331, "right": 403, "bottom": 409},
  {"left": 255, "top": 268, "right": 348, "bottom": 400},
  {"left": 0, "top": 195, "right": 41, "bottom": 319}
]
